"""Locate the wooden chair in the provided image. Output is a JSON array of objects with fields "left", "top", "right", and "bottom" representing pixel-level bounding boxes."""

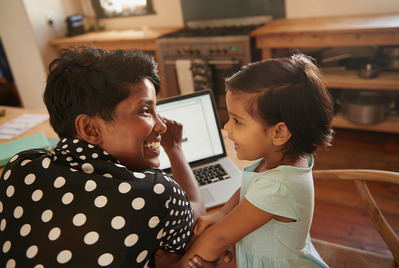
[{"left": 311, "top": 169, "right": 399, "bottom": 268}]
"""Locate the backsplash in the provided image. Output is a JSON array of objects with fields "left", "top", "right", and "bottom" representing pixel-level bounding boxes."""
[{"left": 180, "top": 0, "right": 285, "bottom": 23}]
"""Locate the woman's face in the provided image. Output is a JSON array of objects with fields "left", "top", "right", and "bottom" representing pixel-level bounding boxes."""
[{"left": 95, "top": 79, "right": 167, "bottom": 170}]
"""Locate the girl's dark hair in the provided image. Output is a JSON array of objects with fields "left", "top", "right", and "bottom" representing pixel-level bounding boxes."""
[
  {"left": 43, "top": 46, "right": 160, "bottom": 138},
  {"left": 225, "top": 54, "right": 334, "bottom": 161}
]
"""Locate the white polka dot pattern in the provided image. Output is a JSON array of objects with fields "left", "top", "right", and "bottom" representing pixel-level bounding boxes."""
[{"left": 0, "top": 138, "right": 194, "bottom": 267}]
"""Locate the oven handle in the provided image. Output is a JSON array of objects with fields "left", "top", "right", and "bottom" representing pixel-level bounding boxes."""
[{"left": 164, "top": 59, "right": 241, "bottom": 65}]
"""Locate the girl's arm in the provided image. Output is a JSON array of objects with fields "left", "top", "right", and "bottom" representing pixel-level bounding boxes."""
[
  {"left": 193, "top": 187, "right": 241, "bottom": 235},
  {"left": 178, "top": 197, "right": 275, "bottom": 267}
]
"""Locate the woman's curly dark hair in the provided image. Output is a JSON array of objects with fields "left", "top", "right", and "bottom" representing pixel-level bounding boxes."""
[{"left": 43, "top": 46, "right": 160, "bottom": 138}]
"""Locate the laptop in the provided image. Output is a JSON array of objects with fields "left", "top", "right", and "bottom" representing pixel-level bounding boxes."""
[{"left": 156, "top": 90, "right": 242, "bottom": 209}]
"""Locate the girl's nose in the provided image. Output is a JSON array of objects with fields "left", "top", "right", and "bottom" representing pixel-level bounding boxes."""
[
  {"left": 223, "top": 120, "right": 231, "bottom": 132},
  {"left": 155, "top": 114, "right": 167, "bottom": 134}
]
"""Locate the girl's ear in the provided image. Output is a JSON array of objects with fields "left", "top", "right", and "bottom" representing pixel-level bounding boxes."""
[
  {"left": 75, "top": 114, "right": 102, "bottom": 145},
  {"left": 272, "top": 122, "right": 292, "bottom": 146}
]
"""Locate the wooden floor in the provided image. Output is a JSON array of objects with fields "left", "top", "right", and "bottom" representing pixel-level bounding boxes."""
[{"left": 311, "top": 128, "right": 399, "bottom": 258}]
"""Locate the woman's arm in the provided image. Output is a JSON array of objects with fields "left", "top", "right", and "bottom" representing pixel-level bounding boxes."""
[
  {"left": 160, "top": 117, "right": 206, "bottom": 222},
  {"left": 178, "top": 197, "right": 275, "bottom": 267}
]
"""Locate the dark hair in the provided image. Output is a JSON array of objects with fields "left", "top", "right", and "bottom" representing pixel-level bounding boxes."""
[
  {"left": 225, "top": 54, "right": 334, "bottom": 161},
  {"left": 43, "top": 46, "right": 160, "bottom": 138}
]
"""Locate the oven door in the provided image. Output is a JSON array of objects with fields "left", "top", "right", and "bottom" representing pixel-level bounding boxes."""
[{"left": 162, "top": 58, "right": 243, "bottom": 124}]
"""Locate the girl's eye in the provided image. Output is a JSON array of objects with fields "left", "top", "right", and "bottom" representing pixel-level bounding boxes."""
[
  {"left": 139, "top": 107, "right": 151, "bottom": 115},
  {"left": 233, "top": 118, "right": 240, "bottom": 125}
]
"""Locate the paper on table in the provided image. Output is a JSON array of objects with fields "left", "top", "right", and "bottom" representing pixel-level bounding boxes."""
[
  {"left": 0, "top": 132, "right": 51, "bottom": 167},
  {"left": 175, "top": 59, "right": 195, "bottom": 95},
  {"left": 0, "top": 114, "right": 49, "bottom": 140}
]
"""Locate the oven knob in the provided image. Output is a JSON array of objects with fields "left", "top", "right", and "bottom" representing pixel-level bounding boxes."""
[
  {"left": 222, "top": 48, "right": 228, "bottom": 54},
  {"left": 209, "top": 49, "right": 214, "bottom": 54},
  {"left": 176, "top": 48, "right": 183, "bottom": 55}
]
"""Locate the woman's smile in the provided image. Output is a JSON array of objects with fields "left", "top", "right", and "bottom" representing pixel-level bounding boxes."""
[{"left": 144, "top": 139, "right": 162, "bottom": 156}]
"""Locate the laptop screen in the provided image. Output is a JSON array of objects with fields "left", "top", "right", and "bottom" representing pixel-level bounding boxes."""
[{"left": 156, "top": 90, "right": 226, "bottom": 171}]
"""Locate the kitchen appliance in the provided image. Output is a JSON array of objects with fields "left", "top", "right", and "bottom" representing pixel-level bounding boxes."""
[
  {"left": 66, "top": 14, "right": 85, "bottom": 36},
  {"left": 156, "top": 16, "right": 272, "bottom": 123}
]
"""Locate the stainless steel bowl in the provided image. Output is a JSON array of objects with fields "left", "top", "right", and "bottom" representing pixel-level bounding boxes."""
[{"left": 342, "top": 91, "right": 390, "bottom": 125}]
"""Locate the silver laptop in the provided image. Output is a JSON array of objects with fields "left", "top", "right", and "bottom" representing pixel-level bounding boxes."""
[{"left": 157, "top": 90, "right": 242, "bottom": 209}]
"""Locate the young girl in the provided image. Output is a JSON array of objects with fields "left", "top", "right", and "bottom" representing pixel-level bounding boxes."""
[{"left": 179, "top": 54, "right": 333, "bottom": 268}]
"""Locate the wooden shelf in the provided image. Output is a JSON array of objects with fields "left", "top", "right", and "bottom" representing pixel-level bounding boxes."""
[
  {"left": 332, "top": 112, "right": 399, "bottom": 134},
  {"left": 252, "top": 13, "right": 399, "bottom": 133},
  {"left": 323, "top": 70, "right": 399, "bottom": 91}
]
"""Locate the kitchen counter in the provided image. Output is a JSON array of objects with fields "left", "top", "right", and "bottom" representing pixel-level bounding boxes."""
[
  {"left": 49, "top": 27, "right": 182, "bottom": 51},
  {"left": 251, "top": 13, "right": 399, "bottom": 134},
  {"left": 49, "top": 27, "right": 183, "bottom": 97},
  {"left": 251, "top": 13, "right": 399, "bottom": 58}
]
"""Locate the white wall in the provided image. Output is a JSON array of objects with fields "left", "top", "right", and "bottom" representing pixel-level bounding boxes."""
[
  {"left": 23, "top": 0, "right": 82, "bottom": 74},
  {"left": 286, "top": 0, "right": 399, "bottom": 18},
  {"left": 0, "top": 0, "right": 47, "bottom": 110}
]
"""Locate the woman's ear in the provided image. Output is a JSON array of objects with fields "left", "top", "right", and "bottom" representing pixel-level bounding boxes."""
[
  {"left": 272, "top": 122, "right": 292, "bottom": 146},
  {"left": 75, "top": 114, "right": 102, "bottom": 145}
]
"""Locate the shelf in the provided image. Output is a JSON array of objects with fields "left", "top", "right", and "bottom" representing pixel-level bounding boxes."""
[
  {"left": 323, "top": 70, "right": 399, "bottom": 91},
  {"left": 332, "top": 112, "right": 399, "bottom": 134}
]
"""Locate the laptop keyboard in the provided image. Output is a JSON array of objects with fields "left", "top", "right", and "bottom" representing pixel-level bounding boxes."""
[{"left": 193, "top": 164, "right": 231, "bottom": 186}]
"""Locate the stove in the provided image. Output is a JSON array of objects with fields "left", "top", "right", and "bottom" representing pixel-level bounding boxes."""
[
  {"left": 162, "top": 24, "right": 263, "bottom": 38},
  {"left": 156, "top": 16, "right": 272, "bottom": 123},
  {"left": 157, "top": 16, "right": 271, "bottom": 62}
]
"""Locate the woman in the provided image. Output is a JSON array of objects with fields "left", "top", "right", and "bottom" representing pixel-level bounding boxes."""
[{"left": 0, "top": 46, "right": 205, "bottom": 267}]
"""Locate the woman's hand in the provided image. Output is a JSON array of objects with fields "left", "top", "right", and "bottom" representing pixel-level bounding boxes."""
[
  {"left": 193, "top": 213, "right": 223, "bottom": 236},
  {"left": 160, "top": 116, "right": 183, "bottom": 154},
  {"left": 187, "top": 250, "right": 234, "bottom": 268}
]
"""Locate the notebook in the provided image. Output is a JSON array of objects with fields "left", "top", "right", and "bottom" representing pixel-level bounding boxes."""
[{"left": 157, "top": 89, "right": 242, "bottom": 209}]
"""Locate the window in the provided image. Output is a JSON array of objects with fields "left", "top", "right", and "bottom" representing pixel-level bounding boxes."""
[{"left": 91, "top": 0, "right": 155, "bottom": 18}]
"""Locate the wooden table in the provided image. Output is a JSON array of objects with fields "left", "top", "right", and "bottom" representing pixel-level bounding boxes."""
[
  {"left": 251, "top": 13, "right": 399, "bottom": 134},
  {"left": 49, "top": 27, "right": 182, "bottom": 98},
  {"left": 0, "top": 105, "right": 251, "bottom": 211}
]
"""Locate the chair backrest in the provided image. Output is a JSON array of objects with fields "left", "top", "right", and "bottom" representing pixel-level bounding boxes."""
[{"left": 313, "top": 169, "right": 399, "bottom": 267}]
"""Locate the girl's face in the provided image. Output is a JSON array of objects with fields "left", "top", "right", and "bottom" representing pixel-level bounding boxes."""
[
  {"left": 224, "top": 90, "right": 275, "bottom": 162},
  {"left": 94, "top": 79, "right": 167, "bottom": 170}
]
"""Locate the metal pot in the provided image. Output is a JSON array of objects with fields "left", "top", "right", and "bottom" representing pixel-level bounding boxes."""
[
  {"left": 342, "top": 91, "right": 391, "bottom": 125},
  {"left": 358, "top": 63, "right": 381, "bottom": 78}
]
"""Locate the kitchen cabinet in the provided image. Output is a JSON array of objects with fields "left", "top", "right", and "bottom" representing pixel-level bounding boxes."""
[
  {"left": 49, "top": 27, "right": 182, "bottom": 98},
  {"left": 251, "top": 13, "right": 399, "bottom": 134}
]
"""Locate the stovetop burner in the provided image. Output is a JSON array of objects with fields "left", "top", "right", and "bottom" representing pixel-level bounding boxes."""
[
  {"left": 163, "top": 24, "right": 263, "bottom": 38},
  {"left": 161, "top": 16, "right": 273, "bottom": 39}
]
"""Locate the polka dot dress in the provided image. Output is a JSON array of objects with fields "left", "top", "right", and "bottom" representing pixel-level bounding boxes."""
[{"left": 0, "top": 138, "right": 194, "bottom": 267}]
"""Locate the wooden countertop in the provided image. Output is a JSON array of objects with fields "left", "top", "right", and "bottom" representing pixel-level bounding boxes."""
[
  {"left": 251, "top": 13, "right": 399, "bottom": 36},
  {"left": 49, "top": 27, "right": 182, "bottom": 51},
  {"left": 250, "top": 13, "right": 399, "bottom": 50}
]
